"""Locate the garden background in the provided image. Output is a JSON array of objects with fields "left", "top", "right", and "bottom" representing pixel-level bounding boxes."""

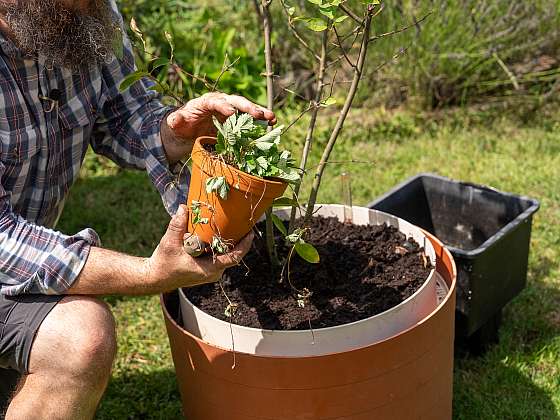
[{"left": 60, "top": 1, "right": 560, "bottom": 418}]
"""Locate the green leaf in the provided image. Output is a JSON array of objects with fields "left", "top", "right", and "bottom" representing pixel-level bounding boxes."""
[
  {"left": 303, "top": 18, "right": 328, "bottom": 31},
  {"left": 119, "top": 70, "right": 148, "bottom": 92},
  {"left": 256, "top": 156, "right": 268, "bottom": 169},
  {"left": 271, "top": 213, "right": 288, "bottom": 236},
  {"left": 322, "top": 97, "right": 337, "bottom": 106},
  {"left": 150, "top": 57, "right": 170, "bottom": 72},
  {"left": 318, "top": 6, "right": 337, "bottom": 19},
  {"left": 307, "top": 0, "right": 323, "bottom": 4},
  {"left": 205, "top": 176, "right": 229, "bottom": 200},
  {"left": 333, "top": 15, "right": 349, "bottom": 24},
  {"left": 272, "top": 197, "right": 298, "bottom": 207},
  {"left": 254, "top": 125, "right": 284, "bottom": 144},
  {"left": 295, "top": 242, "right": 320, "bottom": 263},
  {"left": 287, "top": 6, "right": 296, "bottom": 15}
]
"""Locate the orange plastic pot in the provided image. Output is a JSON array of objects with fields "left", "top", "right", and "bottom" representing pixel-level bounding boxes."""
[
  {"left": 186, "top": 136, "right": 288, "bottom": 246},
  {"left": 161, "top": 229, "right": 456, "bottom": 419}
]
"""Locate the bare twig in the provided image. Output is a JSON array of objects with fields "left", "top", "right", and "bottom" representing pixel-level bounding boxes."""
[
  {"left": 369, "top": 11, "right": 432, "bottom": 43},
  {"left": 304, "top": 5, "right": 375, "bottom": 223},
  {"left": 333, "top": 25, "right": 356, "bottom": 69},
  {"left": 339, "top": 3, "right": 362, "bottom": 25},
  {"left": 212, "top": 56, "right": 241, "bottom": 91},
  {"left": 282, "top": 102, "right": 316, "bottom": 133},
  {"left": 279, "top": 0, "right": 321, "bottom": 61},
  {"left": 288, "top": 27, "right": 329, "bottom": 232},
  {"left": 260, "top": 0, "right": 280, "bottom": 269}
]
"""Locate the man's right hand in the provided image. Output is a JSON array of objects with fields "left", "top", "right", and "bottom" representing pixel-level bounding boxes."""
[
  {"left": 69, "top": 204, "right": 253, "bottom": 295},
  {"left": 144, "top": 204, "right": 254, "bottom": 291}
]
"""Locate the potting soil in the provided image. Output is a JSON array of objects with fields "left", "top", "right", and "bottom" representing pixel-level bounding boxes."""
[{"left": 185, "top": 216, "right": 431, "bottom": 330}]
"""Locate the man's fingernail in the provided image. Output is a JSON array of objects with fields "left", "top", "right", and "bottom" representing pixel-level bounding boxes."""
[{"left": 176, "top": 205, "right": 186, "bottom": 218}]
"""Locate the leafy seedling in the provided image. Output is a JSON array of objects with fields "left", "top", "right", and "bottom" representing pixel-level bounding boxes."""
[
  {"left": 212, "top": 113, "right": 300, "bottom": 183},
  {"left": 205, "top": 176, "right": 230, "bottom": 200}
]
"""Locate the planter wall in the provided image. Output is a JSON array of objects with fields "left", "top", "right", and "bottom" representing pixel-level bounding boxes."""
[
  {"left": 161, "top": 206, "right": 457, "bottom": 419},
  {"left": 368, "top": 173, "right": 539, "bottom": 352}
]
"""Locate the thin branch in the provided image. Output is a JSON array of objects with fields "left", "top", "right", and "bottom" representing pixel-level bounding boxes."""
[
  {"left": 288, "top": 27, "right": 329, "bottom": 232},
  {"left": 279, "top": 0, "right": 321, "bottom": 61},
  {"left": 260, "top": 0, "right": 280, "bottom": 269},
  {"left": 326, "top": 26, "right": 361, "bottom": 68},
  {"left": 327, "top": 25, "right": 362, "bottom": 55},
  {"left": 281, "top": 102, "right": 316, "bottom": 133},
  {"left": 369, "top": 11, "right": 432, "bottom": 42},
  {"left": 212, "top": 56, "right": 241, "bottom": 91},
  {"left": 339, "top": 3, "right": 362, "bottom": 25},
  {"left": 333, "top": 25, "right": 356, "bottom": 69},
  {"left": 304, "top": 5, "right": 374, "bottom": 223}
]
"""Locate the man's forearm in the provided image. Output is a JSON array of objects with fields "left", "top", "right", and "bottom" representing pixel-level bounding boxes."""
[{"left": 68, "top": 247, "right": 160, "bottom": 295}]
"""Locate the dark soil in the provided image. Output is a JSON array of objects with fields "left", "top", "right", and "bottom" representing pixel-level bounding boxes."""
[{"left": 184, "top": 216, "right": 432, "bottom": 330}]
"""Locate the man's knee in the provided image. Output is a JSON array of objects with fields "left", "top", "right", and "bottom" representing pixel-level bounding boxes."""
[{"left": 30, "top": 296, "right": 117, "bottom": 384}]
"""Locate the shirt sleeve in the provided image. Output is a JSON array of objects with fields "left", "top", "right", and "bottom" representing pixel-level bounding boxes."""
[
  {"left": 0, "top": 172, "right": 100, "bottom": 295},
  {"left": 90, "top": 8, "right": 188, "bottom": 216}
]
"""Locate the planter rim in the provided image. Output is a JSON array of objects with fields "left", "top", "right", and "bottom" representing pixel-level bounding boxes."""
[
  {"left": 368, "top": 172, "right": 540, "bottom": 257},
  {"left": 192, "top": 136, "right": 288, "bottom": 191},
  {"left": 165, "top": 206, "right": 456, "bottom": 359},
  {"left": 160, "top": 244, "right": 455, "bottom": 360}
]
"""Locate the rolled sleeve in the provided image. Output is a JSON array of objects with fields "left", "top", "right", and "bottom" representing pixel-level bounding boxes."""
[{"left": 0, "top": 202, "right": 100, "bottom": 295}]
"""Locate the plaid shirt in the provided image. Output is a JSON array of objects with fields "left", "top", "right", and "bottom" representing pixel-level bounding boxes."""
[{"left": 0, "top": 3, "right": 188, "bottom": 295}]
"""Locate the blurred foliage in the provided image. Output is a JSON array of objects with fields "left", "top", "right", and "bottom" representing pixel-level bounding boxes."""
[
  {"left": 116, "top": 0, "right": 560, "bottom": 109},
  {"left": 117, "top": 0, "right": 267, "bottom": 103},
  {"left": 367, "top": 0, "right": 560, "bottom": 108}
]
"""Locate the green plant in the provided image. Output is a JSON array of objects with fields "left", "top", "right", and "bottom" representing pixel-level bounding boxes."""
[
  {"left": 212, "top": 113, "right": 300, "bottom": 183},
  {"left": 118, "top": 0, "right": 267, "bottom": 102}
]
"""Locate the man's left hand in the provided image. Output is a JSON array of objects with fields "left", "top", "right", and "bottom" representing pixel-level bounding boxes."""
[{"left": 160, "top": 92, "right": 276, "bottom": 164}]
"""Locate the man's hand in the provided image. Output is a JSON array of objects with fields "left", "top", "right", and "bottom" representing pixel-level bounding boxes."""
[
  {"left": 161, "top": 92, "right": 277, "bottom": 164},
  {"left": 145, "top": 204, "right": 254, "bottom": 290},
  {"left": 70, "top": 204, "right": 253, "bottom": 295}
]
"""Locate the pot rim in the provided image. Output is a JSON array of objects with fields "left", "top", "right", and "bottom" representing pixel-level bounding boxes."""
[
  {"left": 192, "top": 136, "right": 288, "bottom": 189},
  {"left": 166, "top": 206, "right": 457, "bottom": 358}
]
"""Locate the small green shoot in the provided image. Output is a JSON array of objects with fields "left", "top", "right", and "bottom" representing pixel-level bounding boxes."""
[
  {"left": 190, "top": 200, "right": 209, "bottom": 225},
  {"left": 212, "top": 113, "right": 300, "bottom": 183},
  {"left": 205, "top": 176, "right": 230, "bottom": 200},
  {"left": 211, "top": 235, "right": 230, "bottom": 255}
]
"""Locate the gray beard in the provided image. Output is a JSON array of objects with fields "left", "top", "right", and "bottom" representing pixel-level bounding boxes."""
[{"left": 3, "top": 0, "right": 119, "bottom": 69}]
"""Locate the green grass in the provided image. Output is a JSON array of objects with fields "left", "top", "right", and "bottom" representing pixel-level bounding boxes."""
[{"left": 57, "top": 105, "right": 560, "bottom": 419}]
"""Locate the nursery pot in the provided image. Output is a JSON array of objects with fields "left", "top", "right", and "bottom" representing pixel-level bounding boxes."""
[
  {"left": 161, "top": 205, "right": 457, "bottom": 419},
  {"left": 186, "top": 136, "right": 288, "bottom": 246}
]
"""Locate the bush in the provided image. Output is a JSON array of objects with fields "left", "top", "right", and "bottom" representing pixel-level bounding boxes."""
[
  {"left": 117, "top": 0, "right": 560, "bottom": 109},
  {"left": 117, "top": 0, "right": 267, "bottom": 103},
  {"left": 365, "top": 0, "right": 560, "bottom": 107}
]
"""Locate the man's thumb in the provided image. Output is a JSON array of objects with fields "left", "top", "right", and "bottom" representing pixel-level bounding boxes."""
[{"left": 165, "top": 204, "right": 188, "bottom": 246}]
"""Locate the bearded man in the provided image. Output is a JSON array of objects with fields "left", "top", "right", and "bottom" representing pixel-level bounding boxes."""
[{"left": 0, "top": 1, "right": 269, "bottom": 418}]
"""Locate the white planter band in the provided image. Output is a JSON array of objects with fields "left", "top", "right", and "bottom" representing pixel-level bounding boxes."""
[{"left": 180, "top": 205, "right": 439, "bottom": 357}]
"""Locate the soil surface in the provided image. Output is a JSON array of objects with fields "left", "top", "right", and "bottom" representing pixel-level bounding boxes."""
[{"left": 184, "top": 216, "right": 432, "bottom": 330}]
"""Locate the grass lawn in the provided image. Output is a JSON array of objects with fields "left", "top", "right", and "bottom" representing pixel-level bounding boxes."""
[{"left": 57, "top": 105, "right": 560, "bottom": 419}]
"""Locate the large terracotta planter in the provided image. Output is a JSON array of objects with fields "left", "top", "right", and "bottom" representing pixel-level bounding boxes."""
[
  {"left": 161, "top": 206, "right": 457, "bottom": 419},
  {"left": 186, "top": 136, "right": 288, "bottom": 246}
]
